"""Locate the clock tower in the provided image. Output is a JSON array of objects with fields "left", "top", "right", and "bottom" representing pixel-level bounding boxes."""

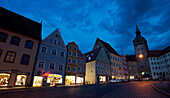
[{"left": 133, "top": 25, "right": 151, "bottom": 79}]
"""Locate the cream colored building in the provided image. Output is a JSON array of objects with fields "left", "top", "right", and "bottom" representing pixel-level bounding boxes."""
[
  {"left": 0, "top": 7, "right": 41, "bottom": 86},
  {"left": 84, "top": 48, "right": 110, "bottom": 84}
]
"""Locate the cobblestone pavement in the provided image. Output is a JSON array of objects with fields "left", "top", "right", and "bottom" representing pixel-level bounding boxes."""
[{"left": 0, "top": 81, "right": 169, "bottom": 98}]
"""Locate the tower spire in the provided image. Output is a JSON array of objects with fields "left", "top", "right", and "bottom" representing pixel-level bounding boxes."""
[{"left": 135, "top": 24, "right": 141, "bottom": 35}]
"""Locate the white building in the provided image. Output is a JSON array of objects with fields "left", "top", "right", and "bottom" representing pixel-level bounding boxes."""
[{"left": 148, "top": 46, "right": 170, "bottom": 80}]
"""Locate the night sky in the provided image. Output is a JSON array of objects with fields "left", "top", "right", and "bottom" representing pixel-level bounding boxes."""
[{"left": 0, "top": 0, "right": 170, "bottom": 55}]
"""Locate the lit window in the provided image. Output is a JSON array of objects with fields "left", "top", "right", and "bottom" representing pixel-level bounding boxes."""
[
  {"left": 41, "top": 47, "right": 47, "bottom": 53},
  {"left": 49, "top": 63, "right": 55, "bottom": 69},
  {"left": 4, "top": 51, "right": 16, "bottom": 63},
  {"left": 21, "top": 54, "right": 30, "bottom": 65},
  {"left": 60, "top": 51, "right": 64, "bottom": 57},
  {"left": 0, "top": 32, "right": 8, "bottom": 43},
  {"left": 52, "top": 49, "right": 57, "bottom": 55},
  {"left": 59, "top": 65, "right": 63, "bottom": 71},
  {"left": 72, "top": 67, "right": 76, "bottom": 72},
  {"left": 25, "top": 40, "right": 34, "bottom": 49},
  {"left": 10, "top": 36, "right": 21, "bottom": 46},
  {"left": 38, "top": 61, "right": 45, "bottom": 68}
]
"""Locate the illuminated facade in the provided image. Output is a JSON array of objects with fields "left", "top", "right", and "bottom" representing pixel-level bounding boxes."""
[
  {"left": 126, "top": 55, "right": 139, "bottom": 80},
  {"left": 93, "top": 38, "right": 122, "bottom": 80},
  {"left": 65, "top": 42, "right": 85, "bottom": 85},
  {"left": 121, "top": 54, "right": 128, "bottom": 80},
  {"left": 84, "top": 48, "right": 111, "bottom": 84},
  {"left": 133, "top": 25, "right": 151, "bottom": 79},
  {"left": 33, "top": 28, "right": 67, "bottom": 86},
  {"left": 148, "top": 46, "right": 170, "bottom": 80},
  {"left": 0, "top": 7, "right": 41, "bottom": 86}
]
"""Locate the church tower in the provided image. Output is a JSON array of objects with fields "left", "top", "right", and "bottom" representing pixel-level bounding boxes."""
[{"left": 133, "top": 25, "right": 151, "bottom": 79}]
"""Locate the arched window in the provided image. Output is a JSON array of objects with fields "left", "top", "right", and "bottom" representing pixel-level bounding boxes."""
[
  {"left": 0, "top": 32, "right": 8, "bottom": 42},
  {"left": 4, "top": 51, "right": 16, "bottom": 63},
  {"left": 20, "top": 54, "right": 30, "bottom": 65}
]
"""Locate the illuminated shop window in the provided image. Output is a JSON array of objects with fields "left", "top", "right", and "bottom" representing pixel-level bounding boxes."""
[
  {"left": 33, "top": 76, "right": 43, "bottom": 87},
  {"left": 99, "top": 76, "right": 106, "bottom": 82},
  {"left": 15, "top": 75, "right": 27, "bottom": 86},
  {"left": 0, "top": 73, "right": 10, "bottom": 86},
  {"left": 47, "top": 74, "right": 62, "bottom": 86},
  {"left": 76, "top": 77, "right": 84, "bottom": 83}
]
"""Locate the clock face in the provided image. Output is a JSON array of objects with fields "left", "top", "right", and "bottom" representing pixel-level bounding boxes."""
[{"left": 135, "top": 44, "right": 145, "bottom": 56}]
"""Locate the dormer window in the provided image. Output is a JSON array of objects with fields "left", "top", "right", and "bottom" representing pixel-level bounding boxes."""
[{"left": 88, "top": 57, "right": 91, "bottom": 60}]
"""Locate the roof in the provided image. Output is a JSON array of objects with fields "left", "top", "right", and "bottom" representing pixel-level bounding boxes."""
[
  {"left": 84, "top": 48, "right": 101, "bottom": 63},
  {"left": 97, "top": 38, "right": 120, "bottom": 56},
  {"left": 0, "top": 7, "right": 42, "bottom": 40},
  {"left": 148, "top": 46, "right": 170, "bottom": 57},
  {"left": 126, "top": 55, "right": 137, "bottom": 61}
]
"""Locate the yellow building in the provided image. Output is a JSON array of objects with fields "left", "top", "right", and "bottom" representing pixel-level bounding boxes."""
[
  {"left": 0, "top": 7, "right": 41, "bottom": 86},
  {"left": 65, "top": 42, "right": 85, "bottom": 85},
  {"left": 126, "top": 55, "right": 139, "bottom": 80}
]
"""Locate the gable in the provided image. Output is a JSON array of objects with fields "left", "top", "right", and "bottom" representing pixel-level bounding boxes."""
[
  {"left": 43, "top": 28, "right": 66, "bottom": 48},
  {"left": 96, "top": 48, "right": 110, "bottom": 64}
]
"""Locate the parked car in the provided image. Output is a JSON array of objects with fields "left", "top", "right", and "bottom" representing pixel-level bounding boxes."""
[
  {"left": 120, "top": 79, "right": 126, "bottom": 83},
  {"left": 110, "top": 79, "right": 121, "bottom": 83}
]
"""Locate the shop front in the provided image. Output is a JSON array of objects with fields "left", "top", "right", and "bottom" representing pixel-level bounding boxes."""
[
  {"left": 76, "top": 76, "right": 84, "bottom": 84},
  {"left": 15, "top": 75, "right": 27, "bottom": 86},
  {"left": 65, "top": 75, "right": 76, "bottom": 85},
  {"left": 33, "top": 76, "right": 43, "bottom": 87},
  {"left": 0, "top": 73, "right": 10, "bottom": 86},
  {"left": 47, "top": 74, "right": 62, "bottom": 86},
  {"left": 99, "top": 76, "right": 106, "bottom": 82}
]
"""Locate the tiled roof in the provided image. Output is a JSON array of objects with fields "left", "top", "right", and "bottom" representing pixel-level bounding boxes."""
[
  {"left": 148, "top": 46, "right": 170, "bottom": 57},
  {"left": 84, "top": 48, "right": 101, "bottom": 63},
  {"left": 0, "top": 7, "right": 42, "bottom": 40},
  {"left": 97, "top": 38, "right": 120, "bottom": 56},
  {"left": 126, "top": 55, "right": 137, "bottom": 61}
]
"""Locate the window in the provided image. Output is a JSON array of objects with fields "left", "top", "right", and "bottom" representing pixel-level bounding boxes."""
[
  {"left": 55, "top": 40, "right": 57, "bottom": 44},
  {"left": 67, "top": 66, "right": 71, "bottom": 72},
  {"left": 20, "top": 54, "right": 30, "bottom": 65},
  {"left": 52, "top": 49, "right": 57, "bottom": 55},
  {"left": 58, "top": 41, "right": 61, "bottom": 45},
  {"left": 69, "top": 45, "right": 73, "bottom": 49},
  {"left": 152, "top": 67, "right": 154, "bottom": 69},
  {"left": 0, "top": 32, "right": 8, "bottom": 42},
  {"left": 60, "top": 51, "right": 64, "bottom": 57},
  {"left": 72, "top": 67, "right": 76, "bottom": 72},
  {"left": 68, "top": 51, "right": 72, "bottom": 56},
  {"left": 73, "top": 52, "right": 77, "bottom": 57},
  {"left": 49, "top": 63, "right": 55, "bottom": 69},
  {"left": 41, "top": 47, "right": 47, "bottom": 53},
  {"left": 73, "top": 59, "right": 77, "bottom": 64},
  {"left": 78, "top": 67, "right": 81, "bottom": 71},
  {"left": 59, "top": 65, "right": 63, "bottom": 71},
  {"left": 151, "top": 62, "right": 153, "bottom": 65},
  {"left": 25, "top": 40, "right": 34, "bottom": 49},
  {"left": 91, "top": 69, "right": 93, "bottom": 73},
  {"left": 10, "top": 36, "right": 21, "bottom": 46},
  {"left": 74, "top": 47, "right": 77, "bottom": 51},
  {"left": 0, "top": 49, "right": 2, "bottom": 57},
  {"left": 4, "top": 51, "right": 16, "bottom": 63},
  {"left": 38, "top": 61, "right": 45, "bottom": 68},
  {"left": 81, "top": 68, "right": 84, "bottom": 72},
  {"left": 56, "top": 33, "right": 58, "bottom": 37},
  {"left": 68, "top": 58, "right": 72, "bottom": 63}
]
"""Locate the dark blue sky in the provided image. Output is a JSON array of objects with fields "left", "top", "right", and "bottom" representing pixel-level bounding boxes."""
[{"left": 0, "top": 0, "right": 170, "bottom": 55}]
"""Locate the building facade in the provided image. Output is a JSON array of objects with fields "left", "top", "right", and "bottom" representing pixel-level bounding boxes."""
[
  {"left": 133, "top": 25, "right": 151, "bottom": 79},
  {"left": 0, "top": 7, "right": 41, "bottom": 86},
  {"left": 84, "top": 48, "right": 110, "bottom": 84},
  {"left": 121, "top": 54, "right": 128, "bottom": 81},
  {"left": 126, "top": 55, "right": 139, "bottom": 80},
  {"left": 148, "top": 46, "right": 170, "bottom": 80},
  {"left": 93, "top": 38, "right": 122, "bottom": 80},
  {"left": 65, "top": 42, "right": 85, "bottom": 85},
  {"left": 33, "top": 29, "right": 67, "bottom": 87}
]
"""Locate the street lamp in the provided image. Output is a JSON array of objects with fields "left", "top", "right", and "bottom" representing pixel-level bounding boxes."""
[{"left": 139, "top": 54, "right": 143, "bottom": 58}]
